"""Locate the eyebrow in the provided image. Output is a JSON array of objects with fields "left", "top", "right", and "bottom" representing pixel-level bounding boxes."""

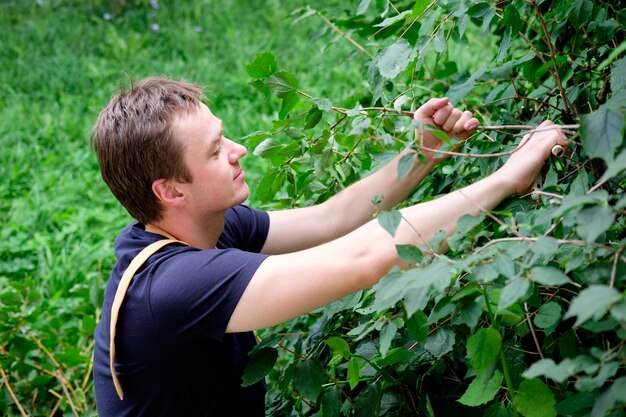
[{"left": 210, "top": 122, "right": 224, "bottom": 151}]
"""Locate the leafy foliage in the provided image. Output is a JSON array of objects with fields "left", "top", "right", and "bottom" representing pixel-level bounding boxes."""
[
  {"left": 244, "top": 1, "right": 626, "bottom": 416},
  {"left": 0, "top": 0, "right": 362, "bottom": 415}
]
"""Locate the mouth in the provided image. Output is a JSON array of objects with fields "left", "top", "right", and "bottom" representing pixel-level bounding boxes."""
[{"left": 234, "top": 170, "right": 245, "bottom": 180}]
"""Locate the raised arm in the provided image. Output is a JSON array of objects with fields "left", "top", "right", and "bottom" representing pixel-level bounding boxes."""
[
  {"left": 261, "top": 98, "right": 479, "bottom": 254},
  {"left": 228, "top": 121, "right": 567, "bottom": 332}
]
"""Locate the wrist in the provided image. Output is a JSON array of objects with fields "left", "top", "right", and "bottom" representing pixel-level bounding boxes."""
[{"left": 489, "top": 168, "right": 519, "bottom": 197}]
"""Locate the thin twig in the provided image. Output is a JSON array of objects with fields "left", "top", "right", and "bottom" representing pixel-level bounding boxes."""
[
  {"left": 0, "top": 365, "right": 29, "bottom": 417},
  {"left": 399, "top": 213, "right": 442, "bottom": 259},
  {"left": 476, "top": 237, "right": 626, "bottom": 265},
  {"left": 531, "top": 190, "right": 564, "bottom": 200},
  {"left": 458, "top": 189, "right": 522, "bottom": 237},
  {"left": 610, "top": 247, "right": 625, "bottom": 288},
  {"left": 56, "top": 370, "right": 80, "bottom": 417},
  {"left": 316, "top": 12, "right": 374, "bottom": 59},
  {"left": 48, "top": 398, "right": 62, "bottom": 417},
  {"left": 530, "top": 0, "right": 577, "bottom": 117},
  {"left": 480, "top": 124, "right": 579, "bottom": 131},
  {"left": 524, "top": 303, "right": 545, "bottom": 360},
  {"left": 29, "top": 333, "right": 82, "bottom": 413},
  {"left": 398, "top": 0, "right": 438, "bottom": 40}
]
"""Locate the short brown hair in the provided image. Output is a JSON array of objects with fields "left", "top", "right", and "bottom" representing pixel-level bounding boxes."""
[{"left": 91, "top": 77, "right": 205, "bottom": 224}]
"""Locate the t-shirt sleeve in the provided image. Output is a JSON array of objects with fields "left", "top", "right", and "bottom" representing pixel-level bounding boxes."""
[
  {"left": 218, "top": 205, "right": 269, "bottom": 252},
  {"left": 149, "top": 248, "right": 268, "bottom": 342}
]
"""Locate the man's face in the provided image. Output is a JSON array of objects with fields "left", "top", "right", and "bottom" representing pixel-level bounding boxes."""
[{"left": 172, "top": 103, "right": 249, "bottom": 217}]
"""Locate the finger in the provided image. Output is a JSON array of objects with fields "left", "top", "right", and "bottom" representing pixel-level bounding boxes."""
[
  {"left": 452, "top": 111, "right": 477, "bottom": 137},
  {"left": 432, "top": 104, "right": 453, "bottom": 126},
  {"left": 463, "top": 116, "right": 479, "bottom": 132},
  {"left": 442, "top": 108, "right": 463, "bottom": 132},
  {"left": 415, "top": 97, "right": 449, "bottom": 119}
]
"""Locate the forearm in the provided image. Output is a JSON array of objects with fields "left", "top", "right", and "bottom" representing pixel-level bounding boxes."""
[
  {"left": 323, "top": 148, "right": 437, "bottom": 235},
  {"left": 359, "top": 171, "right": 515, "bottom": 272},
  {"left": 263, "top": 148, "right": 437, "bottom": 255}
]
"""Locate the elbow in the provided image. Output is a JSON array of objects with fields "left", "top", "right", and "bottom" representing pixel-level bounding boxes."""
[{"left": 351, "top": 239, "right": 398, "bottom": 290}]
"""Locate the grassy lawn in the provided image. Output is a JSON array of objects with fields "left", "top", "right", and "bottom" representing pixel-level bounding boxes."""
[{"left": 0, "top": 0, "right": 365, "bottom": 414}]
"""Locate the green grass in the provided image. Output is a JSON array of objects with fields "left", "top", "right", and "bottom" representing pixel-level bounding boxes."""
[{"left": 0, "top": 0, "right": 365, "bottom": 414}]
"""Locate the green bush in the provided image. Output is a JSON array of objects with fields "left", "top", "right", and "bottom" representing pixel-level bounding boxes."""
[{"left": 243, "top": 1, "right": 626, "bottom": 416}]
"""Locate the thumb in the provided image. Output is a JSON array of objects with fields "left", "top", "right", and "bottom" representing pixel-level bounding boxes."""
[{"left": 415, "top": 97, "right": 449, "bottom": 119}]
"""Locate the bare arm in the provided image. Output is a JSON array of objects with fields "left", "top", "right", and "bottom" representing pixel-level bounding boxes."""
[
  {"left": 261, "top": 98, "right": 479, "bottom": 254},
  {"left": 228, "top": 121, "right": 567, "bottom": 332}
]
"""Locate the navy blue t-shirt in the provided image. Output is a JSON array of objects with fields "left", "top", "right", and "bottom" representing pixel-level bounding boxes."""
[{"left": 93, "top": 205, "right": 270, "bottom": 417}]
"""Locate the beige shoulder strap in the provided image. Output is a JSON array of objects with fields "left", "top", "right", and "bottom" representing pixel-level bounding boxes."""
[{"left": 109, "top": 225, "right": 187, "bottom": 400}]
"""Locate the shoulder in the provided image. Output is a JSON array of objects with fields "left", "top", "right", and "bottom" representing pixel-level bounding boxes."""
[
  {"left": 219, "top": 205, "right": 269, "bottom": 251},
  {"left": 148, "top": 247, "right": 268, "bottom": 340}
]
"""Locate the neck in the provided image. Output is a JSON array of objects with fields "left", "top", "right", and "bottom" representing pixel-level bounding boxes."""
[{"left": 149, "top": 211, "right": 226, "bottom": 250}]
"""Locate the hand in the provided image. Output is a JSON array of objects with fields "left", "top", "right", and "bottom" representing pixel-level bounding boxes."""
[
  {"left": 414, "top": 97, "right": 479, "bottom": 162},
  {"left": 497, "top": 120, "right": 568, "bottom": 195}
]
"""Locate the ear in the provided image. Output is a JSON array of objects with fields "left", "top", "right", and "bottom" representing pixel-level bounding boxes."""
[{"left": 152, "top": 179, "right": 185, "bottom": 208}]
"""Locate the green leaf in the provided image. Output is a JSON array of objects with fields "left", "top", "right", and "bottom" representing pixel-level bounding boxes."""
[
  {"left": 597, "top": 148, "right": 626, "bottom": 183},
  {"left": 445, "top": 66, "right": 486, "bottom": 104},
  {"left": 279, "top": 92, "right": 300, "bottom": 118},
  {"left": 354, "top": 383, "right": 382, "bottom": 417},
  {"left": 312, "top": 97, "right": 332, "bottom": 111},
  {"left": 347, "top": 357, "right": 361, "bottom": 390},
  {"left": 368, "top": 62, "right": 383, "bottom": 104},
  {"left": 245, "top": 51, "right": 277, "bottom": 79},
  {"left": 379, "top": 320, "right": 398, "bottom": 357},
  {"left": 406, "top": 311, "right": 428, "bottom": 344},
  {"left": 241, "top": 347, "right": 277, "bottom": 387},
  {"left": 294, "top": 359, "right": 326, "bottom": 401},
  {"left": 502, "top": 3, "right": 522, "bottom": 32},
  {"left": 610, "top": 298, "right": 626, "bottom": 322},
  {"left": 321, "top": 386, "right": 342, "bottom": 417},
  {"left": 611, "top": 376, "right": 626, "bottom": 402},
  {"left": 564, "top": 285, "right": 622, "bottom": 327},
  {"left": 530, "top": 267, "right": 571, "bottom": 286},
  {"left": 575, "top": 205, "right": 617, "bottom": 243},
  {"left": 326, "top": 336, "right": 351, "bottom": 359},
  {"left": 567, "top": 0, "right": 593, "bottom": 28},
  {"left": 397, "top": 152, "right": 415, "bottom": 180},
  {"left": 513, "top": 379, "right": 557, "bottom": 417},
  {"left": 522, "top": 358, "right": 571, "bottom": 383},
  {"left": 580, "top": 93, "right": 626, "bottom": 162},
  {"left": 376, "top": 347, "right": 413, "bottom": 366},
  {"left": 378, "top": 210, "right": 402, "bottom": 237},
  {"left": 424, "top": 327, "right": 455, "bottom": 358},
  {"left": 472, "top": 264, "right": 500, "bottom": 283},
  {"left": 554, "top": 392, "right": 596, "bottom": 415},
  {"left": 533, "top": 302, "right": 562, "bottom": 334},
  {"left": 395, "top": 244, "right": 423, "bottom": 263},
  {"left": 374, "top": 10, "right": 411, "bottom": 27},
  {"left": 531, "top": 237, "right": 559, "bottom": 259},
  {"left": 304, "top": 107, "right": 323, "bottom": 130},
  {"left": 575, "top": 361, "right": 620, "bottom": 391},
  {"left": 458, "top": 370, "right": 503, "bottom": 406},
  {"left": 611, "top": 57, "right": 626, "bottom": 92},
  {"left": 253, "top": 137, "right": 283, "bottom": 157},
  {"left": 349, "top": 116, "right": 371, "bottom": 136},
  {"left": 374, "top": 39, "right": 416, "bottom": 79},
  {"left": 498, "top": 277, "right": 531, "bottom": 311},
  {"left": 496, "top": 27, "right": 513, "bottom": 61},
  {"left": 356, "top": 0, "right": 371, "bottom": 15},
  {"left": 484, "top": 402, "right": 514, "bottom": 417},
  {"left": 466, "top": 327, "right": 502, "bottom": 375},
  {"left": 263, "top": 71, "right": 299, "bottom": 98}
]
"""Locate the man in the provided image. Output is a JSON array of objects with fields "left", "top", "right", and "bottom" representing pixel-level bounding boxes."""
[{"left": 91, "top": 77, "right": 566, "bottom": 416}]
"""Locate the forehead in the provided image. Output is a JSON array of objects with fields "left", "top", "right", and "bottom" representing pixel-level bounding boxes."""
[{"left": 172, "top": 102, "right": 222, "bottom": 145}]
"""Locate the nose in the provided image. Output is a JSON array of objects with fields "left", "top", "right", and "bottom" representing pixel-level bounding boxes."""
[{"left": 226, "top": 138, "right": 247, "bottom": 164}]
